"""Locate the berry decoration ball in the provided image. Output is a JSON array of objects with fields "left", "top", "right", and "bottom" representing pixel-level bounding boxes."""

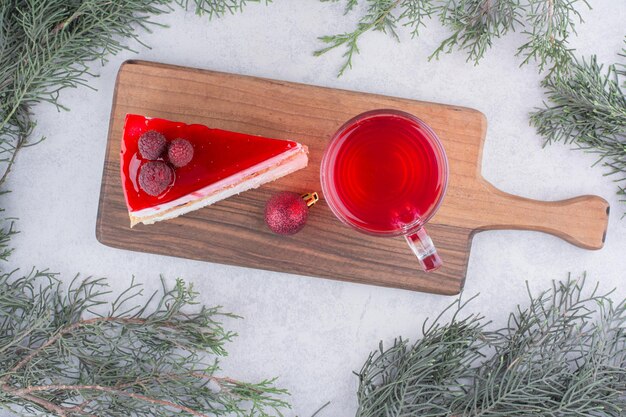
[
  {"left": 264, "top": 192, "right": 318, "bottom": 235},
  {"left": 168, "top": 138, "right": 194, "bottom": 168}
]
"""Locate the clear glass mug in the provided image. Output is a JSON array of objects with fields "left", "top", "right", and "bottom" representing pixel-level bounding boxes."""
[{"left": 320, "top": 109, "right": 449, "bottom": 272}]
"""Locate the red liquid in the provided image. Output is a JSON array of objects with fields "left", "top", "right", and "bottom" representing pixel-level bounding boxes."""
[
  {"left": 327, "top": 114, "right": 446, "bottom": 234},
  {"left": 121, "top": 114, "right": 298, "bottom": 212}
]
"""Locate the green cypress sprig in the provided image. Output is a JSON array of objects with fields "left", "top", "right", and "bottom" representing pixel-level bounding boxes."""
[
  {"left": 0, "top": 202, "right": 17, "bottom": 262},
  {"left": 0, "top": 273, "right": 289, "bottom": 416},
  {"left": 356, "top": 296, "right": 491, "bottom": 416},
  {"left": 399, "top": 0, "right": 437, "bottom": 38},
  {"left": 431, "top": 0, "right": 523, "bottom": 63},
  {"left": 530, "top": 47, "right": 626, "bottom": 206},
  {"left": 315, "top": 0, "right": 404, "bottom": 76},
  {"left": 177, "top": 0, "right": 271, "bottom": 19},
  {"left": 517, "top": 0, "right": 589, "bottom": 73},
  {"left": 355, "top": 276, "right": 626, "bottom": 417},
  {"left": 315, "top": 0, "right": 591, "bottom": 76}
]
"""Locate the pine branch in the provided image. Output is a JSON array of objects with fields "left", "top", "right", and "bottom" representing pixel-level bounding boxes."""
[
  {"left": 0, "top": 207, "right": 17, "bottom": 262},
  {"left": 355, "top": 275, "right": 626, "bottom": 416},
  {"left": 315, "top": 0, "right": 403, "bottom": 77},
  {"left": 3, "top": 383, "right": 211, "bottom": 417},
  {"left": 316, "top": 0, "right": 591, "bottom": 76},
  {"left": 530, "top": 47, "right": 626, "bottom": 209},
  {"left": 517, "top": 0, "right": 589, "bottom": 73},
  {"left": 399, "top": 0, "right": 437, "bottom": 38},
  {"left": 0, "top": 273, "right": 289, "bottom": 416},
  {"left": 463, "top": 278, "right": 625, "bottom": 416},
  {"left": 177, "top": 0, "right": 271, "bottom": 19},
  {"left": 431, "top": 0, "right": 524, "bottom": 64},
  {"left": 356, "top": 295, "right": 491, "bottom": 416}
]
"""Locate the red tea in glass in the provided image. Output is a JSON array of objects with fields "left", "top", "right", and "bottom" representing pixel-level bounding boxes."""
[{"left": 320, "top": 109, "right": 448, "bottom": 271}]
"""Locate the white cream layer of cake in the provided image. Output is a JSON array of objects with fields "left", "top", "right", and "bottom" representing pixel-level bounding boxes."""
[{"left": 130, "top": 145, "right": 308, "bottom": 226}]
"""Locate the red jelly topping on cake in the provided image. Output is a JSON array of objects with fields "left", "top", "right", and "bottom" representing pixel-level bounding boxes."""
[{"left": 120, "top": 114, "right": 298, "bottom": 212}]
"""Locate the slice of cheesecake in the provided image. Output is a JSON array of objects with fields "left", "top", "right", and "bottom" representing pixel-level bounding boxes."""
[{"left": 120, "top": 114, "right": 308, "bottom": 227}]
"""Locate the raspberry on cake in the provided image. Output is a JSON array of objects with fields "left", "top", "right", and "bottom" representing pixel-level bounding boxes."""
[
  {"left": 168, "top": 138, "right": 194, "bottom": 168},
  {"left": 138, "top": 161, "right": 174, "bottom": 196},
  {"left": 138, "top": 130, "right": 167, "bottom": 160},
  {"left": 120, "top": 114, "right": 309, "bottom": 227}
]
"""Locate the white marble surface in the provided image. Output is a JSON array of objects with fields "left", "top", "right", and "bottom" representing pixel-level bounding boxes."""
[{"left": 5, "top": 1, "right": 626, "bottom": 415}]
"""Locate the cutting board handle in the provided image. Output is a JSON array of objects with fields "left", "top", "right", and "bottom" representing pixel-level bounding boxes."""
[{"left": 477, "top": 182, "right": 610, "bottom": 250}]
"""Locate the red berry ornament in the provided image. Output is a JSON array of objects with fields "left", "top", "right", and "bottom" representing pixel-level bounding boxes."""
[
  {"left": 264, "top": 192, "right": 319, "bottom": 235},
  {"left": 139, "top": 161, "right": 174, "bottom": 196},
  {"left": 138, "top": 130, "right": 167, "bottom": 160},
  {"left": 168, "top": 138, "right": 194, "bottom": 168}
]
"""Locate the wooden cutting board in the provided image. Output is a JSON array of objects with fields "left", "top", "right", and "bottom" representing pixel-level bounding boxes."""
[{"left": 96, "top": 60, "right": 609, "bottom": 295}]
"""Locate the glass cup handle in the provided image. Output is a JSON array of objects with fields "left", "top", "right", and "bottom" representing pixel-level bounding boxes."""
[{"left": 404, "top": 227, "right": 442, "bottom": 272}]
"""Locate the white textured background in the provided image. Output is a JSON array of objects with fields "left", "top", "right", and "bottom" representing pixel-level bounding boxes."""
[{"left": 5, "top": 1, "right": 626, "bottom": 415}]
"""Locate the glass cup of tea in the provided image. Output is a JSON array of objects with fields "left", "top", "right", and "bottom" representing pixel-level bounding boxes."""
[{"left": 320, "top": 109, "right": 449, "bottom": 272}]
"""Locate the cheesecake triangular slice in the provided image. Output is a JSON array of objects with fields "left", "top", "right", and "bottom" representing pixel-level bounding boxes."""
[{"left": 120, "top": 114, "right": 308, "bottom": 227}]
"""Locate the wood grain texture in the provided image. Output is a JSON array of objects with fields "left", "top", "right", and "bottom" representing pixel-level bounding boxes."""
[{"left": 96, "top": 60, "right": 609, "bottom": 295}]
